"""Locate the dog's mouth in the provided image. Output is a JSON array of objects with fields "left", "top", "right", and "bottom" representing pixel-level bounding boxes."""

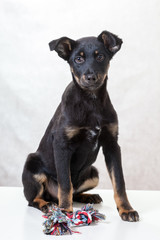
[
  {"left": 79, "top": 74, "right": 106, "bottom": 91},
  {"left": 72, "top": 71, "right": 107, "bottom": 91},
  {"left": 80, "top": 81, "right": 100, "bottom": 90}
]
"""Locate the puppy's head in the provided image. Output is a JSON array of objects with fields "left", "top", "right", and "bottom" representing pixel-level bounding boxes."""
[{"left": 49, "top": 31, "right": 122, "bottom": 91}]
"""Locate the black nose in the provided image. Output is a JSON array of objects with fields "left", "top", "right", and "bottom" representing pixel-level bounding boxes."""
[{"left": 86, "top": 73, "right": 97, "bottom": 81}]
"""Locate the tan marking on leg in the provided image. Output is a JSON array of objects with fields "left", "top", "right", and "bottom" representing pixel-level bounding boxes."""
[
  {"left": 34, "top": 173, "right": 47, "bottom": 184},
  {"left": 76, "top": 177, "right": 99, "bottom": 193},
  {"left": 107, "top": 123, "right": 118, "bottom": 137},
  {"left": 33, "top": 175, "right": 46, "bottom": 200},
  {"left": 33, "top": 174, "right": 49, "bottom": 209},
  {"left": 36, "top": 185, "right": 44, "bottom": 198},
  {"left": 58, "top": 184, "right": 73, "bottom": 212},
  {"left": 33, "top": 198, "right": 49, "bottom": 208},
  {"left": 111, "top": 170, "right": 132, "bottom": 214}
]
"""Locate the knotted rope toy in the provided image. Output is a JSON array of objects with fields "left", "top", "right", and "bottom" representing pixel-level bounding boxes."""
[{"left": 42, "top": 204, "right": 106, "bottom": 236}]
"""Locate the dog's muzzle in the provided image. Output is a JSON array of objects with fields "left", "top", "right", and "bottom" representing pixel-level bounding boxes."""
[{"left": 80, "top": 73, "right": 105, "bottom": 90}]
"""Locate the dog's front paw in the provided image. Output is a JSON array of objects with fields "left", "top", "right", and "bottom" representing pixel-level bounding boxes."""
[
  {"left": 41, "top": 202, "right": 55, "bottom": 213},
  {"left": 60, "top": 206, "right": 73, "bottom": 213},
  {"left": 119, "top": 209, "right": 139, "bottom": 222}
]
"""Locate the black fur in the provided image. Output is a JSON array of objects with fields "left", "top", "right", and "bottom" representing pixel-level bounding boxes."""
[{"left": 22, "top": 31, "right": 139, "bottom": 221}]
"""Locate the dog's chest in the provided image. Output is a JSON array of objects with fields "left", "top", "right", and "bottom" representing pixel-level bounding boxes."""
[
  {"left": 86, "top": 126, "right": 101, "bottom": 151},
  {"left": 65, "top": 125, "right": 101, "bottom": 151}
]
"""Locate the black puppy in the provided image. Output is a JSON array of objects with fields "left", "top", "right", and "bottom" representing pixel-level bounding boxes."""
[{"left": 22, "top": 31, "right": 139, "bottom": 222}]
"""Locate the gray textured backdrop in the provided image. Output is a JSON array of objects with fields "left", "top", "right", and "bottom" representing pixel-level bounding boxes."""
[{"left": 0, "top": 0, "right": 160, "bottom": 190}]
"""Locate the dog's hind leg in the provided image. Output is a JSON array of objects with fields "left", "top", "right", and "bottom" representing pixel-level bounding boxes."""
[
  {"left": 22, "top": 153, "right": 57, "bottom": 212},
  {"left": 73, "top": 166, "right": 103, "bottom": 204}
]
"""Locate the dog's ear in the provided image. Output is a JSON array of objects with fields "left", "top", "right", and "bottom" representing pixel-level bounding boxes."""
[
  {"left": 49, "top": 37, "right": 76, "bottom": 61},
  {"left": 98, "top": 31, "right": 123, "bottom": 58}
]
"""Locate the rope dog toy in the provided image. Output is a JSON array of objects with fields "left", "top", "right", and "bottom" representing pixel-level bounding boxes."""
[{"left": 43, "top": 204, "right": 106, "bottom": 236}]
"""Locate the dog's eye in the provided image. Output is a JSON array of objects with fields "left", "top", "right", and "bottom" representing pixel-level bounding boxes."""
[
  {"left": 74, "top": 56, "right": 85, "bottom": 64},
  {"left": 96, "top": 54, "right": 105, "bottom": 62}
]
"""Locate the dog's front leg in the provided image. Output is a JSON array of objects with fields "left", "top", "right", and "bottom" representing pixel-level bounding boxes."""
[
  {"left": 102, "top": 134, "right": 139, "bottom": 222},
  {"left": 54, "top": 140, "right": 73, "bottom": 212}
]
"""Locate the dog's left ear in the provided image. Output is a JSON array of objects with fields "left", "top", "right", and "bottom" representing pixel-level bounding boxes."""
[
  {"left": 98, "top": 31, "right": 123, "bottom": 58},
  {"left": 49, "top": 37, "right": 76, "bottom": 61}
]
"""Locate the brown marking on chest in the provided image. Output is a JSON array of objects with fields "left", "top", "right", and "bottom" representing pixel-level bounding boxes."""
[
  {"left": 65, "top": 126, "right": 102, "bottom": 141},
  {"left": 65, "top": 126, "right": 90, "bottom": 139},
  {"left": 65, "top": 126, "right": 81, "bottom": 139}
]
